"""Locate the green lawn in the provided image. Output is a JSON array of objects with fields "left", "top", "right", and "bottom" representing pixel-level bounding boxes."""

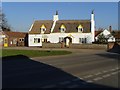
[{"left": 2, "top": 49, "right": 72, "bottom": 57}]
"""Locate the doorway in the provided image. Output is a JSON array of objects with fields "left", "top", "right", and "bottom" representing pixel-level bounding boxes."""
[
  {"left": 4, "top": 38, "right": 8, "bottom": 47},
  {"left": 64, "top": 37, "right": 72, "bottom": 47}
]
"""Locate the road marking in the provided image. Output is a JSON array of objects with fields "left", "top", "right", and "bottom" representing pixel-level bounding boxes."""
[
  {"left": 95, "top": 72, "right": 102, "bottom": 75},
  {"left": 102, "top": 74, "right": 111, "bottom": 78},
  {"left": 103, "top": 70, "right": 109, "bottom": 73},
  {"left": 49, "top": 64, "right": 53, "bottom": 65},
  {"left": 111, "top": 72, "right": 118, "bottom": 75},
  {"left": 30, "top": 58, "right": 33, "bottom": 59},
  {"left": 86, "top": 80, "right": 93, "bottom": 83},
  {"left": 84, "top": 75, "right": 93, "bottom": 78},
  {"left": 93, "top": 77, "right": 103, "bottom": 81},
  {"left": 111, "top": 72, "right": 116, "bottom": 75},
  {"left": 67, "top": 84, "right": 79, "bottom": 88},
  {"left": 115, "top": 67, "right": 119, "bottom": 70},
  {"left": 59, "top": 81, "right": 71, "bottom": 85},
  {"left": 42, "top": 84, "right": 56, "bottom": 88},
  {"left": 110, "top": 68, "right": 116, "bottom": 71},
  {"left": 79, "top": 78, "right": 84, "bottom": 80}
]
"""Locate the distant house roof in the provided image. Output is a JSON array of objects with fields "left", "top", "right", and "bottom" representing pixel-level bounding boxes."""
[
  {"left": 95, "top": 29, "right": 115, "bottom": 41},
  {"left": 3, "top": 31, "right": 27, "bottom": 38},
  {"left": 112, "top": 31, "right": 120, "bottom": 38},
  {"left": 95, "top": 30, "right": 102, "bottom": 37},
  {"left": 29, "top": 20, "right": 91, "bottom": 34}
]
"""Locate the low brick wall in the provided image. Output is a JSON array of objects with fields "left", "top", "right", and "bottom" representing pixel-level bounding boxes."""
[
  {"left": 107, "top": 42, "right": 114, "bottom": 50},
  {"left": 42, "top": 43, "right": 107, "bottom": 49},
  {"left": 70, "top": 44, "right": 107, "bottom": 49},
  {"left": 118, "top": 43, "right": 120, "bottom": 45},
  {"left": 107, "top": 42, "right": 120, "bottom": 54},
  {"left": 107, "top": 42, "right": 120, "bottom": 50},
  {"left": 42, "top": 43, "right": 61, "bottom": 48}
]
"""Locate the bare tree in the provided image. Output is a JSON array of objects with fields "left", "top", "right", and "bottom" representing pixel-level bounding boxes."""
[{"left": 0, "top": 8, "right": 11, "bottom": 31}]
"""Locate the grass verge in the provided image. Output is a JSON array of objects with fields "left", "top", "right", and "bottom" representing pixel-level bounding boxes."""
[{"left": 2, "top": 49, "right": 72, "bottom": 58}]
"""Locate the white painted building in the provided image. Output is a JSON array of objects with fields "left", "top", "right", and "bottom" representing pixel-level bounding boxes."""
[
  {"left": 28, "top": 11, "right": 95, "bottom": 47},
  {"left": 95, "top": 29, "right": 115, "bottom": 42}
]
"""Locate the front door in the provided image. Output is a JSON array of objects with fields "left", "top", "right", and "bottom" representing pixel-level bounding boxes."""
[
  {"left": 64, "top": 37, "right": 72, "bottom": 47},
  {"left": 66, "top": 38, "right": 70, "bottom": 47},
  {"left": 4, "top": 38, "right": 8, "bottom": 47}
]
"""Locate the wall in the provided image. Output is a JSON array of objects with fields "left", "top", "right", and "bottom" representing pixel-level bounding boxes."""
[
  {"left": 70, "top": 44, "right": 107, "bottom": 49},
  {"left": 107, "top": 42, "right": 114, "bottom": 50},
  {"left": 42, "top": 43, "right": 107, "bottom": 49},
  {"left": 45, "top": 33, "right": 92, "bottom": 44},
  {"left": 28, "top": 34, "right": 42, "bottom": 47}
]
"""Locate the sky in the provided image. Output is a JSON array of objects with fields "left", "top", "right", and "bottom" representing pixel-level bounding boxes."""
[{"left": 2, "top": 2, "right": 118, "bottom": 32}]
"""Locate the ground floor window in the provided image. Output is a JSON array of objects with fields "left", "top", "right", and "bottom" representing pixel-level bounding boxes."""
[
  {"left": 19, "top": 38, "right": 24, "bottom": 42},
  {"left": 79, "top": 38, "right": 87, "bottom": 43},
  {"left": 59, "top": 37, "right": 64, "bottom": 42},
  {"left": 44, "top": 39, "right": 47, "bottom": 43},
  {"left": 42, "top": 38, "right": 47, "bottom": 43},
  {"left": 34, "top": 38, "right": 40, "bottom": 43},
  {"left": 116, "top": 38, "right": 120, "bottom": 42},
  {"left": 13, "top": 38, "right": 17, "bottom": 44}
]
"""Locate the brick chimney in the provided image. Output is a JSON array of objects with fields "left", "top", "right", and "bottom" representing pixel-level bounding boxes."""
[{"left": 109, "top": 26, "right": 112, "bottom": 32}]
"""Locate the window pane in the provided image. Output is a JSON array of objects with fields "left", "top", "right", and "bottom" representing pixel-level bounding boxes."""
[
  {"left": 13, "top": 38, "right": 17, "bottom": 44},
  {"left": 19, "top": 38, "right": 21, "bottom": 42},
  {"left": 34, "top": 38, "right": 40, "bottom": 43},
  {"left": 38, "top": 38, "right": 40, "bottom": 43},
  {"left": 22, "top": 38, "right": 24, "bottom": 41},
  {"left": 61, "top": 28, "right": 65, "bottom": 32},
  {"left": 34, "top": 38, "right": 37, "bottom": 43},
  {"left": 59, "top": 37, "right": 61, "bottom": 42},
  {"left": 85, "top": 38, "right": 87, "bottom": 43},
  {"left": 59, "top": 37, "right": 64, "bottom": 42},
  {"left": 79, "top": 38, "right": 82, "bottom": 43}
]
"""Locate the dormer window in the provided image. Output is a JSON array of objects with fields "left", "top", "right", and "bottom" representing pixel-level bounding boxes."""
[
  {"left": 60, "top": 24, "right": 66, "bottom": 33},
  {"left": 40, "top": 24, "right": 46, "bottom": 34},
  {"left": 78, "top": 24, "right": 83, "bottom": 33}
]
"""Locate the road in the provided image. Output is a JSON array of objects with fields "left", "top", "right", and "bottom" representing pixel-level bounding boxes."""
[{"left": 2, "top": 48, "right": 120, "bottom": 89}]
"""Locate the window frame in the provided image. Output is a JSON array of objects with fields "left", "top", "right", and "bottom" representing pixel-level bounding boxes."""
[
  {"left": 78, "top": 27, "right": 83, "bottom": 32},
  {"left": 34, "top": 38, "right": 40, "bottom": 43},
  {"left": 19, "top": 38, "right": 24, "bottom": 42},
  {"left": 60, "top": 28, "right": 66, "bottom": 33},
  {"left": 59, "top": 37, "right": 64, "bottom": 42},
  {"left": 40, "top": 28, "right": 46, "bottom": 34},
  {"left": 79, "top": 38, "right": 87, "bottom": 43}
]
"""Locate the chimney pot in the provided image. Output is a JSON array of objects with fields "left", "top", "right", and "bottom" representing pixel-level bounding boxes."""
[{"left": 109, "top": 26, "right": 112, "bottom": 32}]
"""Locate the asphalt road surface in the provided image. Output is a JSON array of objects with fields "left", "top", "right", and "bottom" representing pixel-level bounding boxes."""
[{"left": 2, "top": 49, "right": 120, "bottom": 89}]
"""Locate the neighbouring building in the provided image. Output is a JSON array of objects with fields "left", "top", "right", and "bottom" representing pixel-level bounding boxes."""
[
  {"left": 95, "top": 26, "right": 117, "bottom": 43},
  {"left": 112, "top": 30, "right": 120, "bottom": 42},
  {"left": 0, "top": 31, "right": 28, "bottom": 47},
  {"left": 95, "top": 29, "right": 115, "bottom": 43},
  {"left": 28, "top": 11, "right": 95, "bottom": 47}
]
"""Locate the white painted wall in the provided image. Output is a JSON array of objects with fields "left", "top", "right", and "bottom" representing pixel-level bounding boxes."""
[
  {"left": 47, "top": 33, "right": 92, "bottom": 44},
  {"left": 102, "top": 29, "right": 111, "bottom": 36},
  {"left": 29, "top": 32, "right": 93, "bottom": 47},
  {"left": 28, "top": 34, "right": 42, "bottom": 46},
  {"left": 108, "top": 38, "right": 115, "bottom": 42},
  {"left": 91, "top": 13, "right": 95, "bottom": 42},
  {"left": 48, "top": 33, "right": 66, "bottom": 43},
  {"left": 95, "top": 29, "right": 115, "bottom": 42}
]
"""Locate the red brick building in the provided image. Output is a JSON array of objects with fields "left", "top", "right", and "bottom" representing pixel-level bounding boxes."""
[{"left": 1, "top": 31, "right": 28, "bottom": 47}]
